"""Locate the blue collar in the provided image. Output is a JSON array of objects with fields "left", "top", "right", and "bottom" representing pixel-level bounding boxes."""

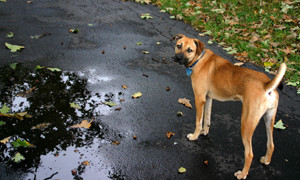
[{"left": 186, "top": 49, "right": 205, "bottom": 76}]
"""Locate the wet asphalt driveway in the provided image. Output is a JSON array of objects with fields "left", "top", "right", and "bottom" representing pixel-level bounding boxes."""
[{"left": 0, "top": 0, "right": 299, "bottom": 179}]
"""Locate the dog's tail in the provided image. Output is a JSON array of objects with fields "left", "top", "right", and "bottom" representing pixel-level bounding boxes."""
[{"left": 265, "top": 63, "right": 287, "bottom": 93}]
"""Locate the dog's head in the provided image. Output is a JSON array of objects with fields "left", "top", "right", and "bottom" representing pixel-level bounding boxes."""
[{"left": 173, "top": 34, "right": 205, "bottom": 66}]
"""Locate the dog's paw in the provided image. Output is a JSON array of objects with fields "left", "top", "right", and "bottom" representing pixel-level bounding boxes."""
[
  {"left": 234, "top": 170, "right": 247, "bottom": 180},
  {"left": 200, "top": 128, "right": 209, "bottom": 136},
  {"left": 260, "top": 156, "right": 270, "bottom": 165},
  {"left": 187, "top": 133, "right": 199, "bottom": 141}
]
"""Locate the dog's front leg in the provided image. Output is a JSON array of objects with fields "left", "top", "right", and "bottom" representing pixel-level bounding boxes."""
[{"left": 187, "top": 96, "right": 206, "bottom": 141}]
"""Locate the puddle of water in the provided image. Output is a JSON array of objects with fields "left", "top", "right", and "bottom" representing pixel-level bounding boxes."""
[{"left": 0, "top": 64, "right": 124, "bottom": 179}]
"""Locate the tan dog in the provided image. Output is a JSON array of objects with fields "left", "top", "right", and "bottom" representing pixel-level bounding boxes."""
[{"left": 173, "top": 34, "right": 287, "bottom": 179}]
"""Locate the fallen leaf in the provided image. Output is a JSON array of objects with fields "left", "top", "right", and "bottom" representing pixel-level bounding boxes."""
[
  {"left": 0, "top": 121, "right": 6, "bottom": 126},
  {"left": 47, "top": 67, "right": 61, "bottom": 72},
  {"left": 264, "top": 62, "right": 274, "bottom": 67},
  {"left": 132, "top": 92, "right": 142, "bottom": 98},
  {"left": 178, "top": 167, "right": 186, "bottom": 174},
  {"left": 136, "top": 42, "right": 142, "bottom": 45},
  {"left": 5, "top": 42, "right": 25, "bottom": 52},
  {"left": 234, "top": 62, "right": 244, "bottom": 66},
  {"left": 12, "top": 139, "right": 34, "bottom": 148},
  {"left": 71, "top": 169, "right": 77, "bottom": 176},
  {"left": 81, "top": 161, "right": 90, "bottom": 166},
  {"left": 9, "top": 63, "right": 19, "bottom": 71},
  {"left": 274, "top": 119, "right": 286, "bottom": 130},
  {"left": 177, "top": 111, "right": 184, "bottom": 117},
  {"left": 156, "top": 42, "right": 161, "bottom": 45},
  {"left": 199, "top": 33, "right": 205, "bottom": 37},
  {"left": 208, "top": 40, "right": 213, "bottom": 44},
  {"left": 12, "top": 152, "right": 25, "bottom": 163},
  {"left": 103, "top": 101, "right": 117, "bottom": 107},
  {"left": 142, "top": 51, "right": 149, "bottom": 54},
  {"left": 122, "top": 85, "right": 127, "bottom": 90},
  {"left": 178, "top": 98, "right": 192, "bottom": 109},
  {"left": 115, "top": 107, "right": 121, "bottom": 111},
  {"left": 270, "top": 42, "right": 280, "bottom": 47},
  {"left": 0, "top": 0, "right": 7, "bottom": 2},
  {"left": 69, "top": 28, "right": 79, "bottom": 33},
  {"left": 0, "top": 103, "right": 10, "bottom": 114},
  {"left": 70, "top": 118, "right": 94, "bottom": 129},
  {"left": 111, "top": 141, "right": 120, "bottom": 145},
  {"left": 6, "top": 32, "right": 14, "bottom": 38},
  {"left": 0, "top": 136, "right": 10, "bottom": 144},
  {"left": 140, "top": 13, "right": 153, "bottom": 19},
  {"left": 31, "top": 122, "right": 51, "bottom": 130},
  {"left": 166, "top": 132, "right": 175, "bottom": 139},
  {"left": 70, "top": 102, "right": 81, "bottom": 109}
]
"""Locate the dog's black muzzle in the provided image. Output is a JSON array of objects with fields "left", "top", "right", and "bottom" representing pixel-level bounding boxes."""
[{"left": 174, "top": 53, "right": 188, "bottom": 65}]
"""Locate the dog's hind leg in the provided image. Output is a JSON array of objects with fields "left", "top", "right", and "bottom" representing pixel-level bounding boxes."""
[
  {"left": 201, "top": 96, "right": 212, "bottom": 136},
  {"left": 260, "top": 106, "right": 277, "bottom": 165},
  {"left": 235, "top": 104, "right": 262, "bottom": 180}
]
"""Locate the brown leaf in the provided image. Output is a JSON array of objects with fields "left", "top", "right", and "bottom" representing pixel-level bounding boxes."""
[
  {"left": 111, "top": 141, "right": 120, "bottom": 145},
  {"left": 250, "top": 35, "right": 259, "bottom": 43},
  {"left": 281, "top": 47, "right": 292, "bottom": 55},
  {"left": 0, "top": 136, "right": 11, "bottom": 144},
  {"left": 70, "top": 118, "right": 94, "bottom": 129},
  {"left": 204, "top": 160, "right": 208, "bottom": 165},
  {"left": 166, "top": 132, "right": 175, "bottom": 139},
  {"left": 274, "top": 24, "right": 286, "bottom": 30},
  {"left": 81, "top": 161, "right": 90, "bottom": 166},
  {"left": 234, "top": 62, "right": 244, "bottom": 66},
  {"left": 122, "top": 85, "right": 127, "bottom": 90},
  {"left": 270, "top": 42, "right": 280, "bottom": 47},
  {"left": 178, "top": 98, "right": 192, "bottom": 109}
]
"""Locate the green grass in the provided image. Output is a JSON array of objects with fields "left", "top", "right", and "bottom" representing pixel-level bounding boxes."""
[{"left": 151, "top": 0, "right": 300, "bottom": 89}]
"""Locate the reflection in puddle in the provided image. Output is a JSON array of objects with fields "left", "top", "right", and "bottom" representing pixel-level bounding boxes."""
[{"left": 0, "top": 64, "right": 124, "bottom": 179}]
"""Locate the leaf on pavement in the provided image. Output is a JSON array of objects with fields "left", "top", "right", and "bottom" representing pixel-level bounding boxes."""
[
  {"left": 274, "top": 119, "right": 286, "bottom": 130},
  {"left": 0, "top": 136, "right": 10, "bottom": 144},
  {"left": 12, "top": 139, "right": 34, "bottom": 148},
  {"left": 70, "top": 102, "right": 81, "bottom": 109},
  {"left": 69, "top": 28, "right": 79, "bottom": 33},
  {"left": 140, "top": 13, "right": 153, "bottom": 19},
  {"left": 103, "top": 101, "right": 117, "bottom": 107},
  {"left": 47, "top": 67, "right": 61, "bottom": 72},
  {"left": 0, "top": 121, "right": 6, "bottom": 126},
  {"left": 136, "top": 42, "right": 142, "bottom": 45},
  {"left": 6, "top": 32, "right": 14, "bottom": 38},
  {"left": 132, "top": 92, "right": 142, "bottom": 98},
  {"left": 178, "top": 167, "right": 186, "bottom": 174},
  {"left": 12, "top": 152, "right": 25, "bottom": 163},
  {"left": 177, "top": 111, "right": 184, "bottom": 117},
  {"left": 81, "top": 160, "right": 90, "bottom": 166},
  {"left": 234, "top": 62, "right": 244, "bottom": 66},
  {"left": 70, "top": 118, "right": 94, "bottom": 129},
  {"left": 166, "top": 132, "right": 175, "bottom": 139},
  {"left": 10, "top": 63, "right": 18, "bottom": 70},
  {"left": 5, "top": 42, "right": 25, "bottom": 52},
  {"left": 0, "top": 103, "right": 10, "bottom": 114},
  {"left": 122, "top": 85, "right": 127, "bottom": 90},
  {"left": 178, "top": 98, "right": 192, "bottom": 109},
  {"left": 31, "top": 122, "right": 51, "bottom": 130}
]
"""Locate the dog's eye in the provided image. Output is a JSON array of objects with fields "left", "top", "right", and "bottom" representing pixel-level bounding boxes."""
[
  {"left": 177, "top": 44, "right": 182, "bottom": 49},
  {"left": 187, "top": 48, "right": 193, "bottom": 53}
]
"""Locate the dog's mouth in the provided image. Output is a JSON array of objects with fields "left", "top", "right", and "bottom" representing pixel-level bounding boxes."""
[{"left": 174, "top": 54, "right": 189, "bottom": 66}]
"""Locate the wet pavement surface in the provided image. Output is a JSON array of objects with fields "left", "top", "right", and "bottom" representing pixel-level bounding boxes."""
[{"left": 0, "top": 0, "right": 299, "bottom": 179}]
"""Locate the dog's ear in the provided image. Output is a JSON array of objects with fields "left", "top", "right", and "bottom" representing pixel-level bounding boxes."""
[
  {"left": 172, "top": 34, "right": 185, "bottom": 41},
  {"left": 194, "top": 39, "right": 205, "bottom": 56}
]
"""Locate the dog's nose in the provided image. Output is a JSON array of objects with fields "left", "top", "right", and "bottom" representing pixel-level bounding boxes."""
[{"left": 174, "top": 54, "right": 184, "bottom": 62}]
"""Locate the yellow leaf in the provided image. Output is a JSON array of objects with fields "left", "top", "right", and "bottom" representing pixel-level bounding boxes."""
[
  {"left": 132, "top": 92, "right": 142, "bottom": 98},
  {"left": 0, "top": 136, "right": 11, "bottom": 144},
  {"left": 70, "top": 119, "right": 94, "bottom": 129}
]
